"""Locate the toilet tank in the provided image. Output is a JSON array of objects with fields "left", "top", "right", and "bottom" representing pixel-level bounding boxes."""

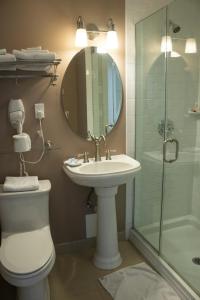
[{"left": 0, "top": 180, "right": 51, "bottom": 234}]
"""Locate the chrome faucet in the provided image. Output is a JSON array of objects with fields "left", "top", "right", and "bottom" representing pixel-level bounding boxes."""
[{"left": 89, "top": 134, "right": 105, "bottom": 162}]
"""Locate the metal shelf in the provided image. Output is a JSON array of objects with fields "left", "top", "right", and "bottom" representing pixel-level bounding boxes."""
[
  {"left": 0, "top": 59, "right": 61, "bottom": 85},
  {"left": 188, "top": 110, "right": 200, "bottom": 116}
]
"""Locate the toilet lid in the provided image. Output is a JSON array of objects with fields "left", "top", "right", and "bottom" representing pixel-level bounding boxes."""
[{"left": 0, "top": 226, "right": 54, "bottom": 274}]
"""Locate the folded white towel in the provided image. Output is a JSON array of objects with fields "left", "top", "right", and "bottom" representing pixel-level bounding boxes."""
[
  {"left": 22, "top": 49, "right": 49, "bottom": 54},
  {"left": 26, "top": 46, "right": 42, "bottom": 50},
  {"left": 3, "top": 176, "right": 39, "bottom": 192},
  {"left": 13, "top": 50, "right": 56, "bottom": 61},
  {"left": 17, "top": 64, "right": 51, "bottom": 72},
  {"left": 0, "top": 53, "right": 16, "bottom": 62},
  {"left": 0, "top": 49, "right": 7, "bottom": 55}
]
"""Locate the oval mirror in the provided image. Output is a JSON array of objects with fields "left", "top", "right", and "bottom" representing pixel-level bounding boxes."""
[{"left": 61, "top": 47, "right": 123, "bottom": 139}]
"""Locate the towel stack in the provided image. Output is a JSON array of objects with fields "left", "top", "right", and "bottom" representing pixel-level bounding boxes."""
[
  {"left": 13, "top": 46, "right": 56, "bottom": 71},
  {"left": 0, "top": 49, "right": 16, "bottom": 70}
]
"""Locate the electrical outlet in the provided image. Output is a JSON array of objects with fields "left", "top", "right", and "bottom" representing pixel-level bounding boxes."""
[
  {"left": 86, "top": 214, "right": 97, "bottom": 238},
  {"left": 35, "top": 103, "right": 45, "bottom": 120}
]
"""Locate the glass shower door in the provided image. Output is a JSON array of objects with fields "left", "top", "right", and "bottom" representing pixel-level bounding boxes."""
[
  {"left": 160, "top": 0, "right": 200, "bottom": 294},
  {"left": 134, "top": 7, "right": 167, "bottom": 251}
]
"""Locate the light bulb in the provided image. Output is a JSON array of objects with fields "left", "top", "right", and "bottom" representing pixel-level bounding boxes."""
[
  {"left": 161, "top": 35, "right": 172, "bottom": 53},
  {"left": 75, "top": 28, "right": 88, "bottom": 47},
  {"left": 106, "top": 30, "right": 118, "bottom": 49},
  {"left": 185, "top": 38, "right": 197, "bottom": 54}
]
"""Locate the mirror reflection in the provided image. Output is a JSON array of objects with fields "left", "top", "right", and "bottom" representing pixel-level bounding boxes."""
[{"left": 61, "top": 47, "right": 122, "bottom": 139}]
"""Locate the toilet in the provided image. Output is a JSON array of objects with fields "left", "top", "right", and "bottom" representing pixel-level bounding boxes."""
[{"left": 0, "top": 180, "right": 55, "bottom": 300}]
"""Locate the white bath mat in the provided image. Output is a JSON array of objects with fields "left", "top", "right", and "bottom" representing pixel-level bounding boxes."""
[{"left": 99, "top": 262, "right": 181, "bottom": 300}]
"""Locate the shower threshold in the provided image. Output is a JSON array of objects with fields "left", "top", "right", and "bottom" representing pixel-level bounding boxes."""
[{"left": 129, "top": 229, "right": 200, "bottom": 300}]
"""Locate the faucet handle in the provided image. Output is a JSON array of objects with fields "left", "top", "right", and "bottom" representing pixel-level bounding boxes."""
[
  {"left": 105, "top": 149, "right": 111, "bottom": 160},
  {"left": 87, "top": 131, "right": 96, "bottom": 142},
  {"left": 105, "top": 124, "right": 113, "bottom": 135},
  {"left": 77, "top": 152, "right": 89, "bottom": 163},
  {"left": 105, "top": 149, "right": 117, "bottom": 160}
]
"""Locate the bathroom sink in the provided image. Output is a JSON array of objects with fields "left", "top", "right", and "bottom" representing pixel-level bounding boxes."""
[
  {"left": 63, "top": 154, "right": 141, "bottom": 187},
  {"left": 63, "top": 154, "right": 141, "bottom": 270}
]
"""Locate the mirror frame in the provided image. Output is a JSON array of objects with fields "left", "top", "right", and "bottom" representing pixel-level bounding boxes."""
[{"left": 61, "top": 47, "right": 123, "bottom": 140}]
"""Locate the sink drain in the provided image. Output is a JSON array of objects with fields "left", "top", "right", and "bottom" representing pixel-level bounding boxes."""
[{"left": 192, "top": 257, "right": 200, "bottom": 265}]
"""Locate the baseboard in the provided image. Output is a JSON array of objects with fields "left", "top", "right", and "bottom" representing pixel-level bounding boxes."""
[
  {"left": 129, "top": 229, "right": 200, "bottom": 300},
  {"left": 55, "top": 231, "right": 126, "bottom": 255}
]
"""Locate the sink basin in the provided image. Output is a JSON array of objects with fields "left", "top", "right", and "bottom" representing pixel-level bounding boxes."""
[
  {"left": 63, "top": 154, "right": 141, "bottom": 270},
  {"left": 63, "top": 154, "right": 141, "bottom": 187}
]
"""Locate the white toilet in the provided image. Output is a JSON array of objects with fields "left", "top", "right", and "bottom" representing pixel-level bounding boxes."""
[{"left": 0, "top": 180, "right": 55, "bottom": 300}]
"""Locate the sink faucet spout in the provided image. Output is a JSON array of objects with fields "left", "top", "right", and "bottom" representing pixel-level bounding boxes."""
[{"left": 89, "top": 134, "right": 105, "bottom": 162}]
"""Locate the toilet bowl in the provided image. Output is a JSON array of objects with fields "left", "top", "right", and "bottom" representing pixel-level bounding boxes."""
[{"left": 0, "top": 180, "right": 55, "bottom": 300}]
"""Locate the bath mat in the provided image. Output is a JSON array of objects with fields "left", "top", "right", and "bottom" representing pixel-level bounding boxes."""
[{"left": 99, "top": 262, "right": 180, "bottom": 300}]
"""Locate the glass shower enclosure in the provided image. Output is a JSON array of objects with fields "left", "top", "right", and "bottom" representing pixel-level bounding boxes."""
[{"left": 134, "top": 0, "right": 200, "bottom": 295}]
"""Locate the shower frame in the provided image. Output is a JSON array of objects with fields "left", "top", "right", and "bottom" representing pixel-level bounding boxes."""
[{"left": 127, "top": 1, "right": 200, "bottom": 299}]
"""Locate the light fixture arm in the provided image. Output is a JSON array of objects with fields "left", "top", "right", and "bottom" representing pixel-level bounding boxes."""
[
  {"left": 107, "top": 18, "right": 115, "bottom": 31},
  {"left": 77, "top": 16, "right": 84, "bottom": 29}
]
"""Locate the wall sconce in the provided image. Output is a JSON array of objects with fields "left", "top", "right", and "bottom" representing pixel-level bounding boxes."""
[
  {"left": 75, "top": 16, "right": 88, "bottom": 47},
  {"left": 185, "top": 38, "right": 197, "bottom": 54},
  {"left": 106, "top": 18, "right": 118, "bottom": 49},
  {"left": 75, "top": 16, "right": 119, "bottom": 50},
  {"left": 161, "top": 35, "right": 173, "bottom": 53}
]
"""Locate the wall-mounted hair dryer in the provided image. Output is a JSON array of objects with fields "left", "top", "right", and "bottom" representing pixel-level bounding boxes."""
[
  {"left": 8, "top": 99, "right": 46, "bottom": 176},
  {"left": 8, "top": 99, "right": 31, "bottom": 153},
  {"left": 8, "top": 99, "right": 25, "bottom": 134}
]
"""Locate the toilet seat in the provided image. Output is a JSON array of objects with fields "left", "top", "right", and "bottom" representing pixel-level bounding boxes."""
[
  {"left": 0, "top": 249, "right": 55, "bottom": 287},
  {"left": 0, "top": 226, "right": 55, "bottom": 287},
  {"left": 0, "top": 226, "right": 54, "bottom": 275}
]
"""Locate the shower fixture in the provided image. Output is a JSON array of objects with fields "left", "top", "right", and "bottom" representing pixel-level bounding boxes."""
[
  {"left": 158, "top": 119, "right": 174, "bottom": 138},
  {"left": 169, "top": 20, "right": 181, "bottom": 33}
]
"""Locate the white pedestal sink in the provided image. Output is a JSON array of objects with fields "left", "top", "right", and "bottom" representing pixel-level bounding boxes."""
[{"left": 63, "top": 154, "right": 141, "bottom": 270}]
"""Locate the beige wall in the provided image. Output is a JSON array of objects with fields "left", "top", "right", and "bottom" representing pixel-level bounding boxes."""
[{"left": 0, "top": 0, "right": 125, "bottom": 245}]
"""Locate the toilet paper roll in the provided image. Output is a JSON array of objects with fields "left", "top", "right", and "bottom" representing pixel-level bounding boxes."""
[{"left": 13, "top": 133, "right": 31, "bottom": 152}]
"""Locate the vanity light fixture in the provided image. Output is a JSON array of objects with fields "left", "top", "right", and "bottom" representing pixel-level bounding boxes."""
[
  {"left": 185, "top": 38, "right": 197, "bottom": 53},
  {"left": 75, "top": 16, "right": 88, "bottom": 47},
  {"left": 75, "top": 16, "right": 118, "bottom": 50}
]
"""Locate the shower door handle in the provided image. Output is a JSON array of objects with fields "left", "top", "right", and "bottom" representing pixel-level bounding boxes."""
[{"left": 163, "top": 138, "right": 179, "bottom": 163}]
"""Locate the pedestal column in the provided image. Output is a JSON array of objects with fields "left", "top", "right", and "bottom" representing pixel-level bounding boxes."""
[{"left": 94, "top": 186, "right": 122, "bottom": 269}]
